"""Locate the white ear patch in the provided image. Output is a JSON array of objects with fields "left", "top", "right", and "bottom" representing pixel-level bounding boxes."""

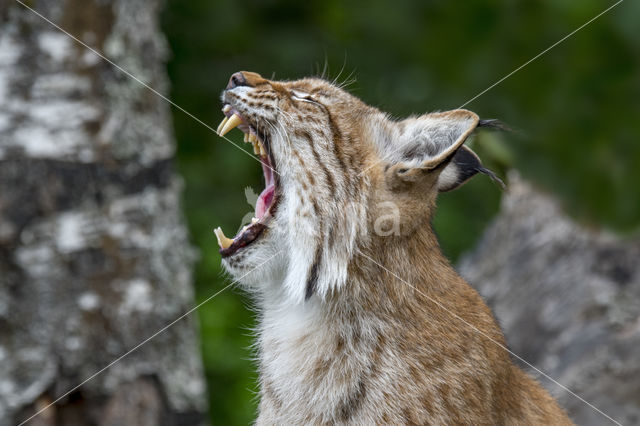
[
  {"left": 383, "top": 109, "right": 479, "bottom": 168},
  {"left": 437, "top": 145, "right": 504, "bottom": 192},
  {"left": 437, "top": 162, "right": 460, "bottom": 191}
]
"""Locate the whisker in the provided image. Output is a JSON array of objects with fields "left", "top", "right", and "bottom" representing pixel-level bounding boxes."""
[{"left": 336, "top": 68, "right": 358, "bottom": 90}]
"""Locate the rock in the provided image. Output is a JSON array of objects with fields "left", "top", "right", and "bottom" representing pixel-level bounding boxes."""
[{"left": 459, "top": 173, "right": 640, "bottom": 426}]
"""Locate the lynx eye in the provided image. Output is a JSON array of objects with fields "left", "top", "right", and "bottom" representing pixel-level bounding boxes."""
[{"left": 291, "top": 90, "right": 313, "bottom": 101}]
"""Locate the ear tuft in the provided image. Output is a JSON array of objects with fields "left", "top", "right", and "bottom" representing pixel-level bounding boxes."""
[
  {"left": 437, "top": 146, "right": 505, "bottom": 192},
  {"left": 477, "top": 119, "right": 511, "bottom": 132},
  {"left": 477, "top": 165, "right": 506, "bottom": 190}
]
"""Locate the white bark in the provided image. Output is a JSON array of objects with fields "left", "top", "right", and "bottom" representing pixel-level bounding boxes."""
[{"left": 0, "top": 1, "right": 207, "bottom": 424}]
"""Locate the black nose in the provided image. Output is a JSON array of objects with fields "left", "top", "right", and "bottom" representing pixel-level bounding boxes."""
[{"left": 227, "top": 72, "right": 248, "bottom": 89}]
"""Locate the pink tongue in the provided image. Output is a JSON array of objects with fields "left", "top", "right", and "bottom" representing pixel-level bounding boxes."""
[{"left": 255, "top": 184, "right": 275, "bottom": 219}]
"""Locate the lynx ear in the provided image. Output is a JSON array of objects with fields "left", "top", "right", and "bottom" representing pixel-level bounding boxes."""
[
  {"left": 392, "top": 109, "right": 478, "bottom": 166},
  {"left": 437, "top": 145, "right": 505, "bottom": 192},
  {"left": 382, "top": 109, "right": 479, "bottom": 186}
]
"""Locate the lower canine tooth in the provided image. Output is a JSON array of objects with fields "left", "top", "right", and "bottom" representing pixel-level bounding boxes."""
[
  {"left": 214, "top": 227, "right": 234, "bottom": 249},
  {"left": 219, "top": 113, "right": 242, "bottom": 136}
]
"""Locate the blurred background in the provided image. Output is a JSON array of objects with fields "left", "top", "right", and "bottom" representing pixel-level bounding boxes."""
[
  {"left": 1, "top": 0, "right": 638, "bottom": 425},
  {"left": 161, "top": 0, "right": 639, "bottom": 424}
]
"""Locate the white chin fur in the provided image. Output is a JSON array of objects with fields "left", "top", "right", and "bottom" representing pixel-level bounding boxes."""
[
  {"left": 221, "top": 192, "right": 364, "bottom": 305},
  {"left": 221, "top": 132, "right": 368, "bottom": 305},
  {"left": 220, "top": 233, "right": 285, "bottom": 294},
  {"left": 280, "top": 188, "right": 364, "bottom": 304}
]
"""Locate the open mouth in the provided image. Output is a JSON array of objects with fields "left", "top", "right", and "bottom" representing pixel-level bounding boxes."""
[{"left": 213, "top": 105, "right": 278, "bottom": 258}]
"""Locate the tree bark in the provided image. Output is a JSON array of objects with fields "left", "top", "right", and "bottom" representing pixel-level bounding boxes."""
[
  {"left": 459, "top": 174, "right": 640, "bottom": 426},
  {"left": 0, "top": 1, "right": 207, "bottom": 425}
]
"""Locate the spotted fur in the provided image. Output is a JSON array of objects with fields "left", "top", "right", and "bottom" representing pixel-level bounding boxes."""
[{"left": 219, "top": 72, "right": 572, "bottom": 425}]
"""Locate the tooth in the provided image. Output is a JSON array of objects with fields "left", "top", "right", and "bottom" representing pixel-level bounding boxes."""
[
  {"left": 244, "top": 133, "right": 249, "bottom": 143},
  {"left": 214, "top": 227, "right": 234, "bottom": 249},
  {"left": 251, "top": 217, "right": 259, "bottom": 224},
  {"left": 248, "top": 133, "right": 257, "bottom": 143},
  {"left": 223, "top": 104, "right": 232, "bottom": 113},
  {"left": 216, "top": 116, "right": 229, "bottom": 135},
  {"left": 252, "top": 141, "right": 260, "bottom": 155},
  {"left": 259, "top": 141, "right": 267, "bottom": 157},
  {"left": 218, "top": 113, "right": 242, "bottom": 136}
]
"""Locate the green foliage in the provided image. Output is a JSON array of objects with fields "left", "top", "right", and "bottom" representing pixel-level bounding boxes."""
[{"left": 162, "top": 0, "right": 639, "bottom": 423}]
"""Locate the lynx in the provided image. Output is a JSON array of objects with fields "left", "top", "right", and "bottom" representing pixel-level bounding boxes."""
[{"left": 213, "top": 71, "right": 572, "bottom": 425}]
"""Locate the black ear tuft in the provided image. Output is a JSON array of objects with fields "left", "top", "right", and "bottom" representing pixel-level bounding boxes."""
[
  {"left": 437, "top": 146, "right": 505, "bottom": 192},
  {"left": 478, "top": 119, "right": 511, "bottom": 132},
  {"left": 476, "top": 166, "right": 506, "bottom": 190}
]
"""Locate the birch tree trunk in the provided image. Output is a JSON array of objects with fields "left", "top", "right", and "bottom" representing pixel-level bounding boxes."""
[{"left": 0, "top": 1, "right": 207, "bottom": 425}]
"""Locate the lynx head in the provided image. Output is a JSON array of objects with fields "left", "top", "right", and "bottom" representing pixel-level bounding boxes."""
[{"left": 214, "top": 71, "right": 499, "bottom": 303}]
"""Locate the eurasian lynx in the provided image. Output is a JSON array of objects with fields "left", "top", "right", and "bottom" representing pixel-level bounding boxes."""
[{"left": 214, "top": 71, "right": 572, "bottom": 425}]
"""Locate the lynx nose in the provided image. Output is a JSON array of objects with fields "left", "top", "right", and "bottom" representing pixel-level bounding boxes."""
[
  {"left": 227, "top": 72, "right": 248, "bottom": 89},
  {"left": 226, "top": 71, "right": 266, "bottom": 89}
]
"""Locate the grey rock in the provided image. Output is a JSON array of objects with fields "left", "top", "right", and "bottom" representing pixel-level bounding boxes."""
[{"left": 459, "top": 173, "right": 640, "bottom": 426}]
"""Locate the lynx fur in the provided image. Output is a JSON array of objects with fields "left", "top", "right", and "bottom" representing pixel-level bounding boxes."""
[{"left": 216, "top": 71, "right": 572, "bottom": 425}]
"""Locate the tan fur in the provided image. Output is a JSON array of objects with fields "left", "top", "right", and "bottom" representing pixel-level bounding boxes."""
[{"left": 219, "top": 72, "right": 573, "bottom": 425}]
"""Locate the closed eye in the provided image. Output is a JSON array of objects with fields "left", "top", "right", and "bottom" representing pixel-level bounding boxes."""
[
  {"left": 291, "top": 90, "right": 309, "bottom": 99},
  {"left": 291, "top": 90, "right": 313, "bottom": 100},
  {"left": 291, "top": 90, "right": 321, "bottom": 106}
]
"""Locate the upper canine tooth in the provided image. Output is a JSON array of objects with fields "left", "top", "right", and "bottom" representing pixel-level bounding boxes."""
[
  {"left": 216, "top": 116, "right": 229, "bottom": 135},
  {"left": 214, "top": 227, "right": 234, "bottom": 249},
  {"left": 218, "top": 113, "right": 242, "bottom": 136}
]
